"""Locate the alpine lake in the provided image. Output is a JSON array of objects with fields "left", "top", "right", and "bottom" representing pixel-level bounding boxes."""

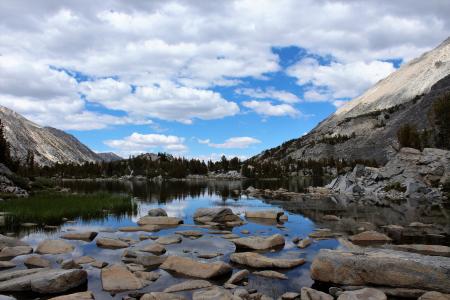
[{"left": 0, "top": 178, "right": 449, "bottom": 299}]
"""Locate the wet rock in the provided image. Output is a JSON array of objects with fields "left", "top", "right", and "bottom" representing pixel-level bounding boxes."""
[
  {"left": 231, "top": 234, "right": 285, "bottom": 250},
  {"left": 193, "top": 207, "right": 241, "bottom": 224},
  {"left": 24, "top": 256, "right": 51, "bottom": 268},
  {"left": 137, "top": 216, "right": 183, "bottom": 226},
  {"left": 310, "top": 248, "right": 450, "bottom": 293},
  {"left": 230, "top": 252, "right": 305, "bottom": 269},
  {"left": 301, "top": 287, "right": 333, "bottom": 300},
  {"left": 36, "top": 240, "right": 74, "bottom": 254},
  {"left": 96, "top": 238, "right": 129, "bottom": 249},
  {"left": 193, "top": 286, "right": 234, "bottom": 300},
  {"left": 155, "top": 235, "right": 182, "bottom": 245},
  {"left": 0, "top": 261, "right": 15, "bottom": 270},
  {"left": 148, "top": 208, "right": 167, "bottom": 217},
  {"left": 391, "top": 244, "right": 450, "bottom": 257},
  {"left": 101, "top": 264, "right": 144, "bottom": 292},
  {"left": 337, "top": 288, "right": 387, "bottom": 300},
  {"left": 245, "top": 210, "right": 284, "bottom": 220},
  {"left": 60, "top": 231, "right": 97, "bottom": 241},
  {"left": 141, "top": 292, "right": 187, "bottom": 300},
  {"left": 160, "top": 256, "right": 232, "bottom": 279},
  {"left": 281, "top": 292, "right": 301, "bottom": 300},
  {"left": 253, "top": 270, "right": 287, "bottom": 280},
  {"left": 140, "top": 243, "right": 166, "bottom": 255},
  {"left": 0, "top": 235, "right": 29, "bottom": 249},
  {"left": 349, "top": 231, "right": 392, "bottom": 244},
  {"left": 48, "top": 291, "right": 94, "bottom": 300},
  {"left": 298, "top": 238, "right": 312, "bottom": 249},
  {"left": 164, "top": 280, "right": 212, "bottom": 292},
  {"left": 122, "top": 250, "right": 167, "bottom": 268},
  {"left": 226, "top": 269, "right": 249, "bottom": 284},
  {"left": 0, "top": 246, "right": 33, "bottom": 260},
  {"left": 61, "top": 259, "right": 81, "bottom": 269},
  {"left": 419, "top": 291, "right": 450, "bottom": 300},
  {"left": 175, "top": 230, "right": 203, "bottom": 238},
  {"left": 119, "top": 225, "right": 160, "bottom": 232},
  {"left": 0, "top": 268, "right": 87, "bottom": 294}
]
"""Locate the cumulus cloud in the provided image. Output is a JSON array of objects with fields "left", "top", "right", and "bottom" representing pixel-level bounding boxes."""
[
  {"left": 199, "top": 137, "right": 261, "bottom": 149},
  {"left": 242, "top": 101, "right": 300, "bottom": 117},
  {"left": 104, "top": 133, "right": 187, "bottom": 155},
  {"left": 235, "top": 88, "right": 300, "bottom": 103}
]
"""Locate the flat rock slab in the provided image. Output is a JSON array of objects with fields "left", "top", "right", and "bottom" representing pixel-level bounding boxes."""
[
  {"left": 0, "top": 261, "right": 15, "bottom": 270},
  {"left": 122, "top": 250, "right": 167, "bottom": 268},
  {"left": 349, "top": 231, "right": 392, "bottom": 244},
  {"left": 193, "top": 287, "right": 233, "bottom": 300},
  {"left": 226, "top": 269, "right": 249, "bottom": 284},
  {"left": 231, "top": 234, "right": 285, "bottom": 250},
  {"left": 36, "top": 240, "right": 74, "bottom": 254},
  {"left": 230, "top": 252, "right": 305, "bottom": 269},
  {"left": 163, "top": 280, "right": 212, "bottom": 292},
  {"left": 24, "top": 256, "right": 51, "bottom": 268},
  {"left": 337, "top": 288, "right": 387, "bottom": 300},
  {"left": 160, "top": 256, "right": 232, "bottom": 279},
  {"left": 391, "top": 244, "right": 450, "bottom": 257},
  {"left": 0, "top": 234, "right": 29, "bottom": 249},
  {"left": 156, "top": 235, "right": 182, "bottom": 245},
  {"left": 137, "top": 216, "right": 183, "bottom": 226},
  {"left": 311, "top": 248, "right": 450, "bottom": 293},
  {"left": 96, "top": 238, "right": 128, "bottom": 249},
  {"left": 301, "top": 287, "right": 333, "bottom": 300},
  {"left": 119, "top": 225, "right": 160, "bottom": 232},
  {"left": 48, "top": 291, "right": 94, "bottom": 300},
  {"left": 141, "top": 293, "right": 187, "bottom": 300},
  {"left": 0, "top": 246, "right": 33, "bottom": 260},
  {"left": 193, "top": 207, "right": 241, "bottom": 224},
  {"left": 140, "top": 243, "right": 166, "bottom": 255},
  {"left": 0, "top": 268, "right": 87, "bottom": 294},
  {"left": 253, "top": 270, "right": 287, "bottom": 280},
  {"left": 60, "top": 232, "right": 97, "bottom": 241},
  {"left": 245, "top": 210, "right": 284, "bottom": 220},
  {"left": 175, "top": 230, "right": 203, "bottom": 238},
  {"left": 419, "top": 291, "right": 450, "bottom": 300},
  {"left": 101, "top": 264, "right": 144, "bottom": 292}
]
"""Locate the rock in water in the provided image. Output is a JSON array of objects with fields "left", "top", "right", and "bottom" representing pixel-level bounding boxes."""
[
  {"left": 231, "top": 234, "right": 285, "bottom": 250},
  {"left": 155, "top": 235, "right": 182, "bottom": 245},
  {"left": 0, "top": 234, "right": 29, "bottom": 249},
  {"left": 160, "top": 256, "right": 232, "bottom": 279},
  {"left": 311, "top": 249, "right": 450, "bottom": 293},
  {"left": 193, "top": 287, "right": 234, "bottom": 300},
  {"left": 163, "top": 280, "right": 212, "bottom": 292},
  {"left": 141, "top": 293, "right": 187, "bottom": 300},
  {"left": 419, "top": 291, "right": 450, "bottom": 300},
  {"left": 36, "top": 240, "right": 74, "bottom": 254},
  {"left": 391, "top": 244, "right": 450, "bottom": 257},
  {"left": 122, "top": 250, "right": 167, "bottom": 268},
  {"left": 101, "top": 264, "right": 144, "bottom": 292},
  {"left": 245, "top": 210, "right": 284, "bottom": 220},
  {"left": 193, "top": 207, "right": 241, "bottom": 224},
  {"left": 301, "top": 287, "right": 333, "bottom": 300},
  {"left": 24, "top": 256, "right": 51, "bottom": 268},
  {"left": 337, "top": 288, "right": 387, "bottom": 300},
  {"left": 226, "top": 269, "right": 249, "bottom": 284},
  {"left": 137, "top": 216, "right": 183, "bottom": 226},
  {"left": 48, "top": 291, "right": 94, "bottom": 300},
  {"left": 140, "top": 243, "right": 166, "bottom": 255},
  {"left": 148, "top": 208, "right": 168, "bottom": 217},
  {"left": 96, "top": 238, "right": 128, "bottom": 249},
  {"left": 230, "top": 252, "right": 305, "bottom": 268},
  {"left": 60, "top": 231, "right": 97, "bottom": 241},
  {"left": 253, "top": 270, "right": 288, "bottom": 280},
  {"left": 349, "top": 231, "right": 392, "bottom": 244},
  {"left": 0, "top": 246, "right": 33, "bottom": 260}
]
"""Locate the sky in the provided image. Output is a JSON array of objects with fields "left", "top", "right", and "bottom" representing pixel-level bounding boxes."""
[{"left": 0, "top": 1, "right": 449, "bottom": 160}]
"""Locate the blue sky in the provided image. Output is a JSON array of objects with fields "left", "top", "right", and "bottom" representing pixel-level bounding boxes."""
[{"left": 0, "top": 1, "right": 449, "bottom": 160}]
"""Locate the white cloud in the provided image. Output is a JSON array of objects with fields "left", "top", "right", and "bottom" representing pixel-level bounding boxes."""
[
  {"left": 288, "top": 58, "right": 396, "bottom": 101},
  {"left": 104, "top": 133, "right": 187, "bottom": 155},
  {"left": 200, "top": 137, "right": 261, "bottom": 149},
  {"left": 242, "top": 100, "right": 300, "bottom": 117},
  {"left": 236, "top": 88, "right": 300, "bottom": 103}
]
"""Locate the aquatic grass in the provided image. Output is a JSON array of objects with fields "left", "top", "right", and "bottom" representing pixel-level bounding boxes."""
[{"left": 0, "top": 192, "right": 136, "bottom": 230}]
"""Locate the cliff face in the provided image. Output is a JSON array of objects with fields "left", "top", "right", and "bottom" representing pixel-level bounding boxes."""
[
  {"left": 0, "top": 106, "right": 101, "bottom": 165},
  {"left": 256, "top": 38, "right": 450, "bottom": 164}
]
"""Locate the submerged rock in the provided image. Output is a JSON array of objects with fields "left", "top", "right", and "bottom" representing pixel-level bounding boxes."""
[
  {"left": 231, "top": 234, "right": 285, "bottom": 250},
  {"left": 101, "top": 264, "right": 144, "bottom": 292},
  {"left": 36, "top": 240, "right": 74, "bottom": 254},
  {"left": 160, "top": 256, "right": 232, "bottom": 279},
  {"left": 311, "top": 248, "right": 450, "bottom": 293},
  {"left": 230, "top": 252, "right": 305, "bottom": 268},
  {"left": 193, "top": 207, "right": 241, "bottom": 224}
]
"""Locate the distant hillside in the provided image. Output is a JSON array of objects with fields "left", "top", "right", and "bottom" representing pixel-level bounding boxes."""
[
  {"left": 0, "top": 106, "right": 101, "bottom": 165},
  {"left": 97, "top": 152, "right": 123, "bottom": 162},
  {"left": 254, "top": 37, "right": 450, "bottom": 165}
]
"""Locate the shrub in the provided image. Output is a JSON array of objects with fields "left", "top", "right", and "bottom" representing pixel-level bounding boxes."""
[
  {"left": 383, "top": 182, "right": 406, "bottom": 192},
  {"left": 431, "top": 93, "right": 450, "bottom": 149},
  {"left": 397, "top": 124, "right": 422, "bottom": 149}
]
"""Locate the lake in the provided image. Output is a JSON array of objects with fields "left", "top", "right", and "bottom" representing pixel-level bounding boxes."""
[{"left": 0, "top": 179, "right": 449, "bottom": 299}]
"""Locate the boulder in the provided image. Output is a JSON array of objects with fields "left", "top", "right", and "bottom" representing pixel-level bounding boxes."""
[
  {"left": 60, "top": 231, "right": 97, "bottom": 241},
  {"left": 301, "top": 287, "right": 333, "bottom": 300},
  {"left": 310, "top": 249, "right": 450, "bottom": 293},
  {"left": 193, "top": 287, "right": 233, "bottom": 300},
  {"left": 349, "top": 231, "right": 392, "bottom": 244},
  {"left": 101, "top": 264, "right": 144, "bottom": 292},
  {"left": 155, "top": 235, "right": 182, "bottom": 245},
  {"left": 140, "top": 243, "right": 166, "bottom": 255},
  {"left": 141, "top": 292, "right": 187, "bottom": 300},
  {"left": 391, "top": 244, "right": 450, "bottom": 257},
  {"left": 24, "top": 256, "right": 51, "bottom": 268},
  {"left": 0, "top": 246, "right": 33, "bottom": 260},
  {"left": 253, "top": 270, "right": 287, "bottom": 280},
  {"left": 337, "top": 288, "right": 387, "bottom": 300},
  {"left": 148, "top": 208, "right": 168, "bottom": 217},
  {"left": 245, "top": 210, "right": 284, "bottom": 220},
  {"left": 163, "top": 280, "right": 212, "bottom": 292},
  {"left": 48, "top": 291, "right": 94, "bottom": 300},
  {"left": 137, "top": 216, "right": 183, "bottom": 226},
  {"left": 96, "top": 238, "right": 128, "bottom": 249},
  {"left": 0, "top": 261, "right": 15, "bottom": 270},
  {"left": 193, "top": 208, "right": 241, "bottom": 224},
  {"left": 0, "top": 268, "right": 87, "bottom": 294},
  {"left": 36, "top": 240, "right": 74, "bottom": 254},
  {"left": 160, "top": 256, "right": 232, "bottom": 279},
  {"left": 122, "top": 250, "right": 167, "bottom": 268},
  {"left": 419, "top": 291, "right": 450, "bottom": 300},
  {"left": 226, "top": 269, "right": 249, "bottom": 284},
  {"left": 230, "top": 252, "right": 305, "bottom": 268},
  {"left": 231, "top": 234, "right": 285, "bottom": 250}
]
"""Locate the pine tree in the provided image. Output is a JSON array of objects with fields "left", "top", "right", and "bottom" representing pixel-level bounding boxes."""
[{"left": 0, "top": 119, "right": 12, "bottom": 168}]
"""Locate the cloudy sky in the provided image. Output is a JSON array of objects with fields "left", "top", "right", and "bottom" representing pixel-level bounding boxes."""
[{"left": 0, "top": 0, "right": 449, "bottom": 159}]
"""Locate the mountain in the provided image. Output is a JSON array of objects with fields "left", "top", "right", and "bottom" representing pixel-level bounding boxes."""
[
  {"left": 255, "top": 37, "right": 450, "bottom": 165},
  {"left": 0, "top": 106, "right": 101, "bottom": 165},
  {"left": 97, "top": 152, "right": 123, "bottom": 162}
]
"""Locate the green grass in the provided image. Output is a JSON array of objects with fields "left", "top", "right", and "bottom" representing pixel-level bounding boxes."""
[{"left": 0, "top": 192, "right": 136, "bottom": 230}]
